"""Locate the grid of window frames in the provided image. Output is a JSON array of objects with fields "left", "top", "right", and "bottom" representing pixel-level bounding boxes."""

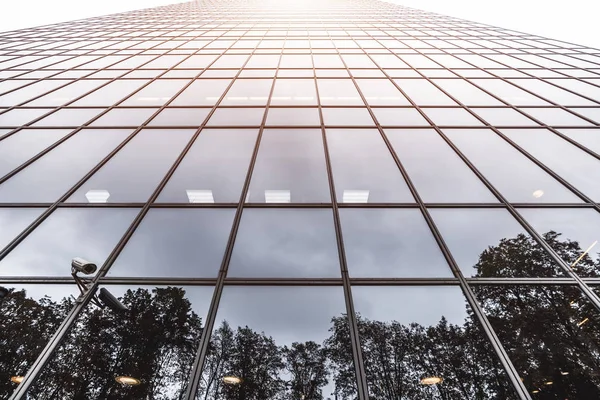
[{"left": 2, "top": 0, "right": 600, "bottom": 399}]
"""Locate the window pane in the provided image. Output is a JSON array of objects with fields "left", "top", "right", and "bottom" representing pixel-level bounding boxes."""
[
  {"left": 352, "top": 286, "right": 519, "bottom": 400},
  {"left": 29, "top": 285, "right": 213, "bottom": 399},
  {"left": 502, "top": 129, "right": 600, "bottom": 201},
  {"left": 394, "top": 79, "right": 456, "bottom": 105},
  {"left": 356, "top": 79, "right": 410, "bottom": 105},
  {"left": 431, "top": 208, "right": 565, "bottom": 277},
  {"left": 248, "top": 129, "right": 330, "bottom": 203},
  {"left": 206, "top": 108, "right": 265, "bottom": 126},
  {"left": 474, "top": 285, "right": 600, "bottom": 398},
  {"left": 508, "top": 79, "right": 596, "bottom": 106},
  {"left": 422, "top": 108, "right": 484, "bottom": 126},
  {"left": 228, "top": 209, "right": 340, "bottom": 277},
  {"left": 317, "top": 79, "right": 363, "bottom": 105},
  {"left": 432, "top": 79, "right": 504, "bottom": 106},
  {"left": 0, "top": 208, "right": 44, "bottom": 251},
  {"left": 221, "top": 79, "right": 272, "bottom": 105},
  {"left": 0, "top": 129, "right": 71, "bottom": 177},
  {"left": 0, "top": 208, "right": 138, "bottom": 276},
  {"left": 558, "top": 128, "right": 600, "bottom": 154},
  {"left": 340, "top": 208, "right": 451, "bottom": 277},
  {"left": 109, "top": 209, "right": 235, "bottom": 277},
  {"left": 67, "top": 129, "right": 193, "bottom": 203},
  {"left": 25, "top": 79, "right": 109, "bottom": 106},
  {"left": 322, "top": 107, "right": 374, "bottom": 126},
  {"left": 372, "top": 107, "right": 430, "bottom": 126},
  {"left": 0, "top": 129, "right": 130, "bottom": 202},
  {"left": 270, "top": 79, "right": 317, "bottom": 105},
  {"left": 147, "top": 108, "right": 211, "bottom": 127},
  {"left": 72, "top": 79, "right": 150, "bottom": 106},
  {"left": 120, "top": 79, "right": 189, "bottom": 106},
  {"left": 471, "top": 79, "right": 551, "bottom": 106},
  {"left": 327, "top": 129, "right": 414, "bottom": 203},
  {"left": 518, "top": 208, "right": 600, "bottom": 277},
  {"left": 196, "top": 286, "right": 354, "bottom": 399},
  {"left": 445, "top": 129, "right": 582, "bottom": 203},
  {"left": 170, "top": 79, "right": 231, "bottom": 106},
  {"left": 265, "top": 107, "right": 321, "bottom": 126},
  {"left": 471, "top": 108, "right": 538, "bottom": 126},
  {"left": 90, "top": 108, "right": 158, "bottom": 127},
  {"left": 158, "top": 129, "right": 257, "bottom": 203},
  {"left": 387, "top": 129, "right": 497, "bottom": 202}
]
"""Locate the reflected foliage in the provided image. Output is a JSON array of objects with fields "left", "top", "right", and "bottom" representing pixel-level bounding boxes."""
[{"left": 4, "top": 231, "right": 600, "bottom": 399}]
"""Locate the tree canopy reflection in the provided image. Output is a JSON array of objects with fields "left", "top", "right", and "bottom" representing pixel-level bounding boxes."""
[{"left": 1, "top": 231, "right": 600, "bottom": 399}]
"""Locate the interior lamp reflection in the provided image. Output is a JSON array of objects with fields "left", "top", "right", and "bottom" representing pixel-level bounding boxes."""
[
  {"left": 420, "top": 376, "right": 443, "bottom": 385},
  {"left": 265, "top": 190, "right": 290, "bottom": 203},
  {"left": 342, "top": 189, "right": 370, "bottom": 203},
  {"left": 115, "top": 376, "right": 141, "bottom": 385},
  {"left": 85, "top": 189, "right": 110, "bottom": 203},
  {"left": 10, "top": 376, "right": 24, "bottom": 384},
  {"left": 186, "top": 189, "right": 215, "bottom": 203},
  {"left": 532, "top": 189, "right": 544, "bottom": 198},
  {"left": 223, "top": 375, "right": 243, "bottom": 385}
]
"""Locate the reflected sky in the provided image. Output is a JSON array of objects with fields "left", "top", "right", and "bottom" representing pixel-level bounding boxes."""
[
  {"left": 0, "top": 207, "right": 44, "bottom": 251},
  {"left": 0, "top": 208, "right": 138, "bottom": 276}
]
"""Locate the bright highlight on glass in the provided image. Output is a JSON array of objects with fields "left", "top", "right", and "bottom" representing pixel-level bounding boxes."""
[
  {"left": 85, "top": 189, "right": 110, "bottom": 203},
  {"left": 10, "top": 376, "right": 24, "bottom": 384},
  {"left": 223, "top": 375, "right": 242, "bottom": 385},
  {"left": 532, "top": 189, "right": 544, "bottom": 198},
  {"left": 577, "top": 317, "right": 590, "bottom": 327},
  {"left": 420, "top": 376, "right": 443, "bottom": 385},
  {"left": 115, "top": 376, "right": 141, "bottom": 385}
]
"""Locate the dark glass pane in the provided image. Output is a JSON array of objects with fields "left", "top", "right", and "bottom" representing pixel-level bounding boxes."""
[
  {"left": 157, "top": 129, "right": 257, "bottom": 203},
  {"left": 352, "top": 286, "right": 519, "bottom": 400},
  {"left": 248, "top": 129, "right": 330, "bottom": 203},
  {"left": 339, "top": 208, "right": 452, "bottom": 277},
  {"left": 0, "top": 208, "right": 138, "bottom": 276},
  {"left": 67, "top": 129, "right": 193, "bottom": 203},
  {"left": 228, "top": 209, "right": 340, "bottom": 277},
  {"left": 387, "top": 129, "right": 497, "bottom": 203},
  {"left": 0, "top": 129, "right": 130, "bottom": 202},
  {"left": 0, "top": 284, "right": 78, "bottom": 399},
  {"left": 431, "top": 208, "right": 565, "bottom": 278},
  {"left": 474, "top": 285, "right": 600, "bottom": 398},
  {"left": 28, "top": 285, "right": 213, "bottom": 399},
  {"left": 327, "top": 129, "right": 414, "bottom": 203},
  {"left": 196, "top": 286, "right": 356, "bottom": 400},
  {"left": 518, "top": 208, "right": 600, "bottom": 277},
  {"left": 109, "top": 209, "right": 235, "bottom": 277}
]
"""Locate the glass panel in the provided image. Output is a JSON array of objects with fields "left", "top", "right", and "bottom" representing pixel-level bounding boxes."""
[
  {"left": 228, "top": 209, "right": 340, "bottom": 278},
  {"left": 502, "top": 129, "right": 600, "bottom": 201},
  {"left": 0, "top": 208, "right": 44, "bottom": 250},
  {"left": 147, "top": 108, "right": 211, "bottom": 127},
  {"left": 265, "top": 107, "right": 320, "bottom": 126},
  {"left": 558, "top": 129, "right": 600, "bottom": 154},
  {"left": 471, "top": 79, "right": 551, "bottom": 106},
  {"left": 0, "top": 129, "right": 71, "bottom": 177},
  {"left": 327, "top": 129, "right": 414, "bottom": 203},
  {"left": 430, "top": 208, "right": 565, "bottom": 277},
  {"left": 387, "top": 129, "right": 497, "bottom": 202},
  {"left": 28, "top": 285, "right": 213, "bottom": 399},
  {"left": 471, "top": 108, "right": 538, "bottom": 126},
  {"left": 445, "top": 129, "right": 581, "bottom": 203},
  {"left": 0, "top": 284, "right": 78, "bottom": 399},
  {"left": 158, "top": 129, "right": 257, "bottom": 203},
  {"left": 25, "top": 79, "right": 109, "bottom": 106},
  {"left": 0, "top": 129, "right": 130, "bottom": 202},
  {"left": 0, "top": 208, "right": 138, "bottom": 276},
  {"left": 340, "top": 208, "right": 451, "bottom": 277},
  {"left": 90, "top": 108, "right": 158, "bottom": 127},
  {"left": 67, "top": 129, "right": 193, "bottom": 203},
  {"left": 352, "top": 286, "right": 519, "bottom": 400},
  {"left": 394, "top": 79, "right": 457, "bottom": 105},
  {"left": 196, "top": 286, "right": 354, "bottom": 400},
  {"left": 508, "top": 79, "right": 596, "bottom": 106},
  {"left": 317, "top": 79, "right": 363, "bottom": 105},
  {"left": 270, "top": 79, "right": 317, "bottom": 105},
  {"left": 0, "top": 108, "right": 58, "bottom": 127},
  {"left": 72, "top": 79, "right": 150, "bottom": 106},
  {"left": 109, "top": 209, "right": 235, "bottom": 277},
  {"left": 371, "top": 107, "right": 430, "bottom": 126},
  {"left": 206, "top": 108, "right": 265, "bottom": 126},
  {"left": 355, "top": 79, "right": 409, "bottom": 105},
  {"left": 474, "top": 285, "right": 600, "bottom": 398},
  {"left": 518, "top": 208, "right": 600, "bottom": 276},
  {"left": 248, "top": 129, "right": 329, "bottom": 203},
  {"left": 322, "top": 107, "right": 374, "bottom": 126},
  {"left": 422, "top": 108, "right": 484, "bottom": 126},
  {"left": 33, "top": 108, "right": 104, "bottom": 127},
  {"left": 432, "top": 79, "right": 504, "bottom": 106},
  {"left": 120, "top": 79, "right": 189, "bottom": 106},
  {"left": 519, "top": 108, "right": 593, "bottom": 127},
  {"left": 221, "top": 79, "right": 272, "bottom": 105}
]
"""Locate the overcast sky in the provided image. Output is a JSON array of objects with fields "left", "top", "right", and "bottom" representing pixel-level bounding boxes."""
[{"left": 1, "top": 0, "right": 599, "bottom": 49}]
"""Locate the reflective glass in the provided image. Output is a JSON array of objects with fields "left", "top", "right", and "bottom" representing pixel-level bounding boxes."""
[
  {"left": 394, "top": 79, "right": 456, "bottom": 105},
  {"left": 508, "top": 79, "right": 596, "bottom": 106},
  {"left": 502, "top": 129, "right": 600, "bottom": 201},
  {"left": 120, "top": 79, "right": 189, "bottom": 106},
  {"left": 248, "top": 129, "right": 330, "bottom": 203},
  {"left": 221, "top": 79, "right": 272, "bottom": 105},
  {"left": 371, "top": 107, "right": 430, "bottom": 126},
  {"left": 206, "top": 108, "right": 265, "bottom": 126},
  {"left": 387, "top": 129, "right": 497, "bottom": 202},
  {"left": 471, "top": 79, "right": 551, "bottom": 106},
  {"left": 270, "top": 79, "right": 317, "bottom": 105},
  {"left": 72, "top": 79, "right": 150, "bottom": 106},
  {"left": 109, "top": 209, "right": 235, "bottom": 277},
  {"left": 0, "top": 108, "right": 55, "bottom": 127},
  {"left": 158, "top": 129, "right": 257, "bottom": 203},
  {"left": 265, "top": 107, "right": 321, "bottom": 126},
  {"left": 327, "top": 129, "right": 414, "bottom": 203},
  {"left": 0, "top": 208, "right": 138, "bottom": 276},
  {"left": 445, "top": 129, "right": 581, "bottom": 203},
  {"left": 25, "top": 79, "right": 109, "bottom": 106},
  {"left": 0, "top": 129, "right": 71, "bottom": 177},
  {"left": 355, "top": 79, "right": 410, "bottom": 105},
  {"left": 471, "top": 108, "right": 539, "bottom": 126},
  {"left": 430, "top": 208, "right": 565, "bottom": 277},
  {"left": 0, "top": 129, "right": 130, "bottom": 202},
  {"left": 322, "top": 108, "right": 374, "bottom": 126},
  {"left": 432, "top": 78, "right": 504, "bottom": 106},
  {"left": 558, "top": 128, "right": 600, "bottom": 154},
  {"left": 423, "top": 108, "right": 484, "bottom": 126},
  {"left": 90, "top": 108, "right": 158, "bottom": 127},
  {"left": 518, "top": 108, "right": 593, "bottom": 127},
  {"left": 0, "top": 208, "right": 44, "bottom": 251},
  {"left": 518, "top": 208, "right": 600, "bottom": 276},
  {"left": 474, "top": 285, "right": 600, "bottom": 398},
  {"left": 147, "top": 108, "right": 211, "bottom": 126},
  {"left": 352, "top": 286, "right": 519, "bottom": 400},
  {"left": 317, "top": 79, "right": 363, "bottom": 105},
  {"left": 228, "top": 209, "right": 340, "bottom": 277},
  {"left": 29, "top": 285, "right": 213, "bottom": 399},
  {"left": 340, "top": 208, "right": 451, "bottom": 277},
  {"left": 68, "top": 129, "right": 193, "bottom": 203},
  {"left": 196, "top": 286, "right": 354, "bottom": 399}
]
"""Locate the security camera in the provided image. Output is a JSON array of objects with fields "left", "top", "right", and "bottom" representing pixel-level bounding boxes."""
[
  {"left": 0, "top": 286, "right": 9, "bottom": 300},
  {"left": 98, "top": 288, "right": 128, "bottom": 313},
  {"left": 71, "top": 257, "right": 97, "bottom": 275}
]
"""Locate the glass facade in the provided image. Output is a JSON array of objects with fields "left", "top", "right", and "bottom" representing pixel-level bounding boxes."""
[{"left": 1, "top": 0, "right": 600, "bottom": 399}]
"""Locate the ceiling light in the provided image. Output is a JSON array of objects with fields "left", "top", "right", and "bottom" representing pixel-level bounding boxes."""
[
  {"left": 560, "top": 371, "right": 569, "bottom": 376},
  {"left": 532, "top": 189, "right": 544, "bottom": 198},
  {"left": 223, "top": 375, "right": 242, "bottom": 385},
  {"left": 186, "top": 189, "right": 215, "bottom": 203},
  {"left": 545, "top": 381, "right": 553, "bottom": 385},
  {"left": 532, "top": 390, "right": 540, "bottom": 394},
  {"left": 115, "top": 376, "right": 141, "bottom": 385},
  {"left": 10, "top": 376, "right": 24, "bottom": 384},
  {"left": 265, "top": 190, "right": 290, "bottom": 203},
  {"left": 85, "top": 189, "right": 110, "bottom": 203},
  {"left": 342, "top": 189, "right": 370, "bottom": 203},
  {"left": 420, "top": 376, "right": 443, "bottom": 385},
  {"left": 577, "top": 317, "right": 589, "bottom": 327},
  {"left": 570, "top": 240, "right": 598, "bottom": 269}
]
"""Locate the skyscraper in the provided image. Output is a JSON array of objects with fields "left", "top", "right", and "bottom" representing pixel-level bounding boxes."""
[{"left": 1, "top": 0, "right": 600, "bottom": 398}]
